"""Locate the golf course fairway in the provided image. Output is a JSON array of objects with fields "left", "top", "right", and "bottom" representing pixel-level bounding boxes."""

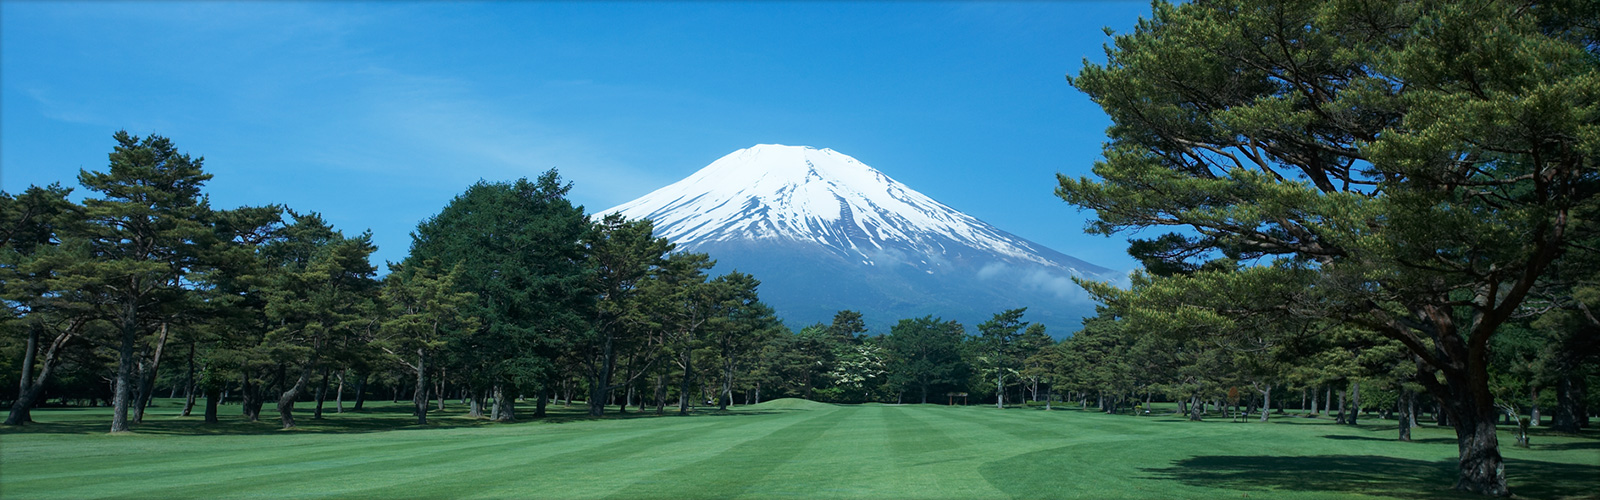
[{"left": 1, "top": 399, "right": 1595, "bottom": 499}]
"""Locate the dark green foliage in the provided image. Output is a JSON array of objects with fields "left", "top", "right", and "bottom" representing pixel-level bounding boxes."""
[
  {"left": 884, "top": 316, "right": 968, "bottom": 404},
  {"left": 408, "top": 170, "right": 592, "bottom": 419},
  {"left": 1059, "top": 0, "right": 1597, "bottom": 494}
]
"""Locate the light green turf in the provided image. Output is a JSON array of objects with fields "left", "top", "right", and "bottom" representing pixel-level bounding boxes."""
[{"left": 1, "top": 399, "right": 1595, "bottom": 499}]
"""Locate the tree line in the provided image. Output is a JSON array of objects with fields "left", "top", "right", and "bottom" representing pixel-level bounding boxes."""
[{"left": 0, "top": 132, "right": 1085, "bottom": 433}]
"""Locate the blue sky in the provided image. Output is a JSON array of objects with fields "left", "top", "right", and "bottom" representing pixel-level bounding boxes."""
[{"left": 2, "top": 1, "right": 1151, "bottom": 272}]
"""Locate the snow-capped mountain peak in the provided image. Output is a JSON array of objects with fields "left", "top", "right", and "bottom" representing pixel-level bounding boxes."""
[
  {"left": 602, "top": 145, "right": 1105, "bottom": 277},
  {"left": 598, "top": 144, "right": 1113, "bottom": 334}
]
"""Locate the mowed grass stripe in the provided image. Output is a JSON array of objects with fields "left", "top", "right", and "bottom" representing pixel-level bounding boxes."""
[
  {"left": 3, "top": 401, "right": 1595, "bottom": 499},
  {"left": 729, "top": 403, "right": 894, "bottom": 498},
  {"left": 600, "top": 405, "right": 850, "bottom": 499},
  {"left": 455, "top": 408, "right": 839, "bottom": 500},
  {"left": 877, "top": 405, "right": 1009, "bottom": 499},
  {"left": 348, "top": 413, "right": 777, "bottom": 499},
  {"left": 36, "top": 431, "right": 558, "bottom": 500}
]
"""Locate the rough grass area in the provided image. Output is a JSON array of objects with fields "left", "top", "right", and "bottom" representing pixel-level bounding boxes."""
[{"left": 1, "top": 399, "right": 1596, "bottom": 499}]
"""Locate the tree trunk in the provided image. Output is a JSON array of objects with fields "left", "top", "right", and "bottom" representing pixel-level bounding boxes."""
[
  {"left": 132, "top": 323, "right": 169, "bottom": 424},
  {"left": 352, "top": 372, "right": 368, "bottom": 411},
  {"left": 413, "top": 350, "right": 428, "bottom": 425},
  {"left": 1449, "top": 405, "right": 1509, "bottom": 496},
  {"left": 590, "top": 333, "right": 617, "bottom": 417},
  {"left": 468, "top": 388, "right": 485, "bottom": 418},
  {"left": 13, "top": 326, "right": 39, "bottom": 424},
  {"left": 5, "top": 328, "right": 73, "bottom": 426},
  {"left": 1310, "top": 386, "right": 1320, "bottom": 417},
  {"left": 1398, "top": 389, "right": 1413, "bottom": 442},
  {"left": 678, "top": 348, "right": 693, "bottom": 415},
  {"left": 1529, "top": 386, "right": 1540, "bottom": 427},
  {"left": 313, "top": 366, "right": 330, "bottom": 420},
  {"left": 1335, "top": 385, "right": 1347, "bottom": 424},
  {"left": 995, "top": 373, "right": 1004, "bottom": 409},
  {"left": 1348, "top": 380, "right": 1361, "bottom": 426},
  {"left": 435, "top": 367, "right": 446, "bottom": 412},
  {"left": 110, "top": 307, "right": 139, "bottom": 433},
  {"left": 492, "top": 384, "right": 515, "bottom": 422},
  {"left": 335, "top": 372, "right": 345, "bottom": 414},
  {"left": 1188, "top": 395, "right": 1203, "bottom": 421},
  {"left": 277, "top": 364, "right": 312, "bottom": 429},
  {"left": 1259, "top": 384, "right": 1271, "bottom": 422},
  {"left": 654, "top": 374, "right": 666, "bottom": 415},
  {"left": 534, "top": 386, "right": 548, "bottom": 418},
  {"left": 241, "top": 372, "right": 260, "bottom": 422},
  {"left": 181, "top": 343, "right": 197, "bottom": 417},
  {"left": 720, "top": 358, "right": 733, "bottom": 411},
  {"left": 1552, "top": 374, "right": 1587, "bottom": 432},
  {"left": 203, "top": 385, "right": 219, "bottom": 423}
]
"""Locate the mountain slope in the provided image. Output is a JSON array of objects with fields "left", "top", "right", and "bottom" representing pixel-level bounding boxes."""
[{"left": 601, "top": 144, "right": 1116, "bottom": 335}]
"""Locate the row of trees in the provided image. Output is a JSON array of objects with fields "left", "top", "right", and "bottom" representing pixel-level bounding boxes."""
[
  {"left": 0, "top": 132, "right": 1083, "bottom": 433},
  {"left": 0, "top": 132, "right": 798, "bottom": 431}
]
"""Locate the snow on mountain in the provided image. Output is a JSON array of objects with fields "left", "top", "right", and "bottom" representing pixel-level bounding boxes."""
[{"left": 600, "top": 144, "right": 1114, "bottom": 334}]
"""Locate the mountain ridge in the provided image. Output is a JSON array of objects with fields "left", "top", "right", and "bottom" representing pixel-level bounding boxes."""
[{"left": 601, "top": 144, "right": 1115, "bottom": 335}]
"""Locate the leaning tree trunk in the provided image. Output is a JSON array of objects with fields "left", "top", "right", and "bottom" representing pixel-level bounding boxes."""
[
  {"left": 5, "top": 329, "right": 73, "bottom": 426},
  {"left": 277, "top": 364, "right": 313, "bottom": 430},
  {"left": 1188, "top": 394, "right": 1203, "bottom": 421},
  {"left": 133, "top": 323, "right": 169, "bottom": 424},
  {"left": 334, "top": 372, "right": 345, "bottom": 414},
  {"left": 181, "top": 343, "right": 197, "bottom": 417},
  {"left": 352, "top": 371, "right": 368, "bottom": 411},
  {"left": 1259, "top": 384, "right": 1272, "bottom": 423},
  {"left": 12, "top": 326, "right": 39, "bottom": 424}
]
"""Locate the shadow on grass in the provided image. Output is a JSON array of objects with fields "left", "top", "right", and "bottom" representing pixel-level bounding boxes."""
[
  {"left": 1534, "top": 440, "right": 1600, "bottom": 452},
  {"left": 1321, "top": 434, "right": 1456, "bottom": 445},
  {"left": 1143, "top": 454, "right": 1599, "bottom": 500},
  {"left": 0, "top": 402, "right": 788, "bottom": 437}
]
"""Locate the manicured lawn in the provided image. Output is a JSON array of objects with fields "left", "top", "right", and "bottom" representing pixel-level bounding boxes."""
[{"left": 1, "top": 398, "right": 1595, "bottom": 499}]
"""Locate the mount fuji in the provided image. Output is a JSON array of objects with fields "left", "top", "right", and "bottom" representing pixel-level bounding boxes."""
[{"left": 600, "top": 144, "right": 1116, "bottom": 335}]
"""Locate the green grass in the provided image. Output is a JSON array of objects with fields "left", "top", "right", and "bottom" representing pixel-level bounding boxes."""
[{"left": 1, "top": 399, "right": 1596, "bottom": 499}]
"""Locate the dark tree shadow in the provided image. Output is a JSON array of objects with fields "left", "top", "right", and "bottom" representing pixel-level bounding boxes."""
[
  {"left": 0, "top": 402, "right": 787, "bottom": 436},
  {"left": 1143, "top": 454, "right": 1599, "bottom": 500},
  {"left": 1321, "top": 434, "right": 1456, "bottom": 445},
  {"left": 1534, "top": 440, "right": 1600, "bottom": 452}
]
